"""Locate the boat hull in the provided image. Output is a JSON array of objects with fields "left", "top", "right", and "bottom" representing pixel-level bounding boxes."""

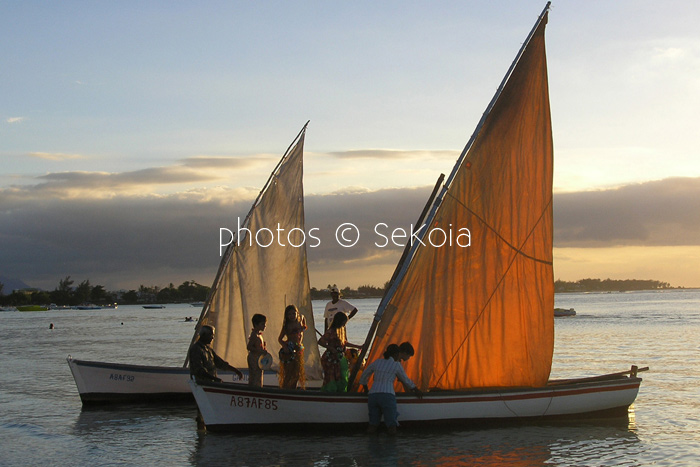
[
  {"left": 554, "top": 308, "right": 576, "bottom": 317},
  {"left": 16, "top": 305, "right": 49, "bottom": 311},
  {"left": 67, "top": 357, "right": 277, "bottom": 405},
  {"left": 190, "top": 374, "right": 642, "bottom": 431}
]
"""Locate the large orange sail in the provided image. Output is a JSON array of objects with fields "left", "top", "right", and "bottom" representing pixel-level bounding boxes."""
[{"left": 365, "top": 9, "right": 553, "bottom": 390}]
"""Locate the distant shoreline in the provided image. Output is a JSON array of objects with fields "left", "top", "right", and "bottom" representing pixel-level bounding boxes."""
[{"left": 554, "top": 287, "right": 699, "bottom": 294}]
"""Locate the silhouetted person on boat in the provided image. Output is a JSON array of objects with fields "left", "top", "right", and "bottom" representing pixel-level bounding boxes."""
[
  {"left": 323, "top": 286, "right": 358, "bottom": 332},
  {"left": 318, "top": 312, "right": 361, "bottom": 392},
  {"left": 247, "top": 313, "right": 268, "bottom": 388},
  {"left": 278, "top": 305, "right": 307, "bottom": 389},
  {"left": 188, "top": 325, "right": 243, "bottom": 383}
]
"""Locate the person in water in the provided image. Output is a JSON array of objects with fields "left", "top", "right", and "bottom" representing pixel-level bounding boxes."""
[
  {"left": 359, "top": 343, "right": 422, "bottom": 435},
  {"left": 318, "top": 312, "right": 361, "bottom": 392},
  {"left": 246, "top": 313, "right": 267, "bottom": 387},
  {"left": 188, "top": 325, "right": 243, "bottom": 383},
  {"left": 277, "top": 304, "right": 307, "bottom": 389}
]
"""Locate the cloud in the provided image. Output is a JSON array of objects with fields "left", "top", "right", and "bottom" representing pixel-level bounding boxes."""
[
  {"left": 39, "top": 167, "right": 219, "bottom": 187},
  {"left": 328, "top": 149, "right": 458, "bottom": 160},
  {"left": 652, "top": 46, "right": 685, "bottom": 61},
  {"left": 554, "top": 177, "right": 700, "bottom": 247},
  {"left": 3, "top": 155, "right": 273, "bottom": 200},
  {"left": 28, "top": 152, "right": 86, "bottom": 161},
  {"left": 6, "top": 117, "right": 25, "bottom": 124},
  {"left": 179, "top": 155, "right": 271, "bottom": 169},
  {"left": 2, "top": 176, "right": 699, "bottom": 291},
  {"left": 2, "top": 167, "right": 221, "bottom": 200},
  {"left": 0, "top": 184, "right": 433, "bottom": 290}
]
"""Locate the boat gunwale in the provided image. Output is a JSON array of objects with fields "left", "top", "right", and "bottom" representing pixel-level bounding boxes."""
[
  {"left": 195, "top": 374, "right": 643, "bottom": 403},
  {"left": 67, "top": 357, "right": 275, "bottom": 377},
  {"left": 69, "top": 358, "right": 190, "bottom": 373}
]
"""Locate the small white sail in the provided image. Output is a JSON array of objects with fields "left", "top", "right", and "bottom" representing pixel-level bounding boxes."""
[{"left": 198, "top": 124, "right": 322, "bottom": 380}]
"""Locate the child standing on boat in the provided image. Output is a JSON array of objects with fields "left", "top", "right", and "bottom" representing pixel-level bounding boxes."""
[{"left": 246, "top": 313, "right": 267, "bottom": 387}]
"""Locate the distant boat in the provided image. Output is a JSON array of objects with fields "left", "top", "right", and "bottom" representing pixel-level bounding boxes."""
[
  {"left": 554, "top": 307, "right": 576, "bottom": 317},
  {"left": 16, "top": 305, "right": 49, "bottom": 312},
  {"left": 76, "top": 304, "right": 102, "bottom": 310},
  {"left": 142, "top": 305, "right": 166, "bottom": 309}
]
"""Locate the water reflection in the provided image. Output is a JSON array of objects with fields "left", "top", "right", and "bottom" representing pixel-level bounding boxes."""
[
  {"left": 74, "top": 405, "right": 196, "bottom": 437},
  {"left": 72, "top": 406, "right": 199, "bottom": 465},
  {"left": 191, "top": 420, "right": 640, "bottom": 467}
]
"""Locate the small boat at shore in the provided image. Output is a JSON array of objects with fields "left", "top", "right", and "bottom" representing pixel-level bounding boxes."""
[
  {"left": 66, "top": 357, "right": 283, "bottom": 404},
  {"left": 554, "top": 307, "right": 577, "bottom": 317},
  {"left": 16, "top": 305, "right": 49, "bottom": 312},
  {"left": 142, "top": 305, "right": 166, "bottom": 309}
]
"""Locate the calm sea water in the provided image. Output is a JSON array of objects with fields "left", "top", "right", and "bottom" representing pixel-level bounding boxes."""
[{"left": 1, "top": 291, "right": 699, "bottom": 466}]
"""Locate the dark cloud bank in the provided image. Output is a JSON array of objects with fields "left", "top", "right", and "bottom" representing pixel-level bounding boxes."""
[{"left": 1, "top": 177, "right": 699, "bottom": 290}]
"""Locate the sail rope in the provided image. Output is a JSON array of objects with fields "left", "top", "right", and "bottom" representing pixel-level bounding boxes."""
[
  {"left": 443, "top": 190, "right": 553, "bottom": 265},
  {"left": 432, "top": 195, "right": 553, "bottom": 387}
]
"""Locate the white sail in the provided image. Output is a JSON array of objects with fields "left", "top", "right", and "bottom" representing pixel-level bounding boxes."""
[
  {"left": 68, "top": 125, "right": 320, "bottom": 404},
  {"left": 198, "top": 124, "right": 322, "bottom": 380}
]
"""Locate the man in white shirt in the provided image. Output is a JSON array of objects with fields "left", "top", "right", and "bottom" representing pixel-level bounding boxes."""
[{"left": 323, "top": 286, "right": 358, "bottom": 332}]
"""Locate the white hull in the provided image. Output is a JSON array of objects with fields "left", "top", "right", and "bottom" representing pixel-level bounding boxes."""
[
  {"left": 190, "top": 373, "right": 642, "bottom": 431},
  {"left": 67, "top": 357, "right": 278, "bottom": 404}
]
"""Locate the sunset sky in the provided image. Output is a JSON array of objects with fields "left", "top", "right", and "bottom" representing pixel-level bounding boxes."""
[{"left": 2, "top": 1, "right": 700, "bottom": 292}]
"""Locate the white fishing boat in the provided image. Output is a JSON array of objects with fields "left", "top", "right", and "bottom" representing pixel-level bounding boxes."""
[
  {"left": 190, "top": 368, "right": 644, "bottom": 430},
  {"left": 190, "top": 3, "right": 646, "bottom": 431},
  {"left": 68, "top": 123, "right": 321, "bottom": 404},
  {"left": 67, "top": 357, "right": 250, "bottom": 403}
]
